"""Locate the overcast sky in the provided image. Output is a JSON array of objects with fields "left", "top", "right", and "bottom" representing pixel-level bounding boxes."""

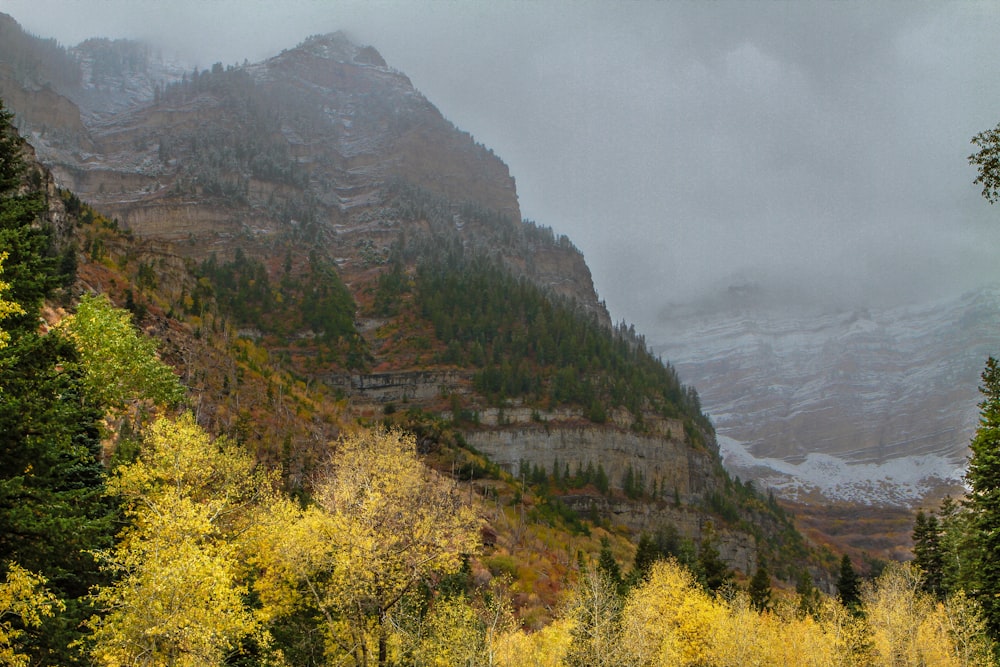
[{"left": 4, "top": 0, "right": 1000, "bottom": 330}]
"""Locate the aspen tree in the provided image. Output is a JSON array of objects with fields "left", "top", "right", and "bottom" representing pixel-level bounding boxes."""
[
  {"left": 85, "top": 414, "right": 265, "bottom": 667},
  {"left": 251, "top": 427, "right": 479, "bottom": 667},
  {"left": 0, "top": 564, "right": 63, "bottom": 667}
]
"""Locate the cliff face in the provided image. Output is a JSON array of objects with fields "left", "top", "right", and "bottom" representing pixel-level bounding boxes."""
[
  {"left": 466, "top": 423, "right": 770, "bottom": 575},
  {"left": 467, "top": 424, "right": 715, "bottom": 504}
]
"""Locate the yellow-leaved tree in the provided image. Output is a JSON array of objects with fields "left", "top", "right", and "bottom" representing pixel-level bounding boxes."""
[
  {"left": 619, "top": 558, "right": 725, "bottom": 666},
  {"left": 85, "top": 413, "right": 270, "bottom": 667},
  {"left": 0, "top": 564, "right": 63, "bottom": 667},
  {"left": 0, "top": 251, "right": 23, "bottom": 353},
  {"left": 861, "top": 562, "right": 995, "bottom": 667},
  {"left": 58, "top": 293, "right": 183, "bottom": 414},
  {"left": 250, "top": 427, "right": 480, "bottom": 667}
]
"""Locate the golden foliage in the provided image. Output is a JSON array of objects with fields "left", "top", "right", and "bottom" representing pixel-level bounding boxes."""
[
  {"left": 491, "top": 618, "right": 573, "bottom": 667},
  {"left": 862, "top": 563, "right": 994, "bottom": 667},
  {"left": 85, "top": 414, "right": 267, "bottom": 667},
  {"left": 0, "top": 564, "right": 63, "bottom": 667},
  {"left": 0, "top": 252, "right": 24, "bottom": 352},
  {"left": 250, "top": 426, "right": 480, "bottom": 667}
]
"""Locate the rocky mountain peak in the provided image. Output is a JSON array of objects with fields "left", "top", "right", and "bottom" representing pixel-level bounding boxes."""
[{"left": 293, "top": 31, "right": 388, "bottom": 68}]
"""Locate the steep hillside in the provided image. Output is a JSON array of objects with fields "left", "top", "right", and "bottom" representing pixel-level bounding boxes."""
[{"left": 0, "top": 14, "right": 835, "bottom": 585}]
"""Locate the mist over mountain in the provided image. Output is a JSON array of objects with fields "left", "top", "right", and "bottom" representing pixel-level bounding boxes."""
[
  {"left": 3, "top": 0, "right": 1000, "bottom": 558},
  {"left": 5, "top": 0, "right": 1000, "bottom": 330},
  {"left": 653, "top": 283, "right": 1000, "bottom": 507}
]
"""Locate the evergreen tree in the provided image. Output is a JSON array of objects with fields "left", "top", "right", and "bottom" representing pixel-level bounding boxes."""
[
  {"left": 595, "top": 463, "right": 610, "bottom": 495},
  {"left": 795, "top": 568, "right": 822, "bottom": 619},
  {"left": 912, "top": 509, "right": 944, "bottom": 599},
  {"left": 965, "top": 356, "right": 1000, "bottom": 636},
  {"left": 836, "top": 554, "right": 861, "bottom": 610},
  {"left": 697, "top": 532, "right": 732, "bottom": 593},
  {"left": 937, "top": 494, "right": 973, "bottom": 596},
  {"left": 627, "top": 532, "right": 660, "bottom": 588},
  {"left": 0, "top": 100, "right": 114, "bottom": 664},
  {"left": 596, "top": 537, "right": 623, "bottom": 595},
  {"left": 748, "top": 559, "right": 772, "bottom": 612},
  {"left": 0, "top": 101, "right": 57, "bottom": 336}
]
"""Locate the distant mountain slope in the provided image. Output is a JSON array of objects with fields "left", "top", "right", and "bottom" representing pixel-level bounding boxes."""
[{"left": 653, "top": 286, "right": 1000, "bottom": 506}]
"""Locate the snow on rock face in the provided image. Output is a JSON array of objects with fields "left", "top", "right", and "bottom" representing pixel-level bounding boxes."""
[
  {"left": 717, "top": 435, "right": 967, "bottom": 507},
  {"left": 652, "top": 286, "right": 1000, "bottom": 507}
]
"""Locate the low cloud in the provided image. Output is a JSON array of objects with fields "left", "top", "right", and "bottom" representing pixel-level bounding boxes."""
[{"left": 7, "top": 0, "right": 1000, "bottom": 329}]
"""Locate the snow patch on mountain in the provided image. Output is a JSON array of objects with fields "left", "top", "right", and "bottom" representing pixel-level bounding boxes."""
[
  {"left": 718, "top": 435, "right": 967, "bottom": 507},
  {"left": 652, "top": 285, "right": 1000, "bottom": 507}
]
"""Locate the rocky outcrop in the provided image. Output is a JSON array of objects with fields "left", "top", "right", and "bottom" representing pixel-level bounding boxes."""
[
  {"left": 326, "top": 370, "right": 469, "bottom": 403},
  {"left": 467, "top": 423, "right": 756, "bottom": 573},
  {"left": 466, "top": 424, "right": 718, "bottom": 504}
]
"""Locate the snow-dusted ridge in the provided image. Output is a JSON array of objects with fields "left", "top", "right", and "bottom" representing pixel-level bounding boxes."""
[
  {"left": 652, "top": 285, "right": 1000, "bottom": 507},
  {"left": 717, "top": 435, "right": 966, "bottom": 507}
]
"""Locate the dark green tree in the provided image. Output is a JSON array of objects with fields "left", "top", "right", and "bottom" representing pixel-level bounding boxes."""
[
  {"left": 965, "top": 356, "right": 1000, "bottom": 636},
  {"left": 596, "top": 537, "right": 623, "bottom": 595},
  {"left": 912, "top": 509, "right": 944, "bottom": 599},
  {"left": 0, "top": 102, "right": 58, "bottom": 335},
  {"left": 0, "top": 98, "right": 115, "bottom": 664},
  {"left": 594, "top": 463, "right": 610, "bottom": 495},
  {"left": 696, "top": 532, "right": 732, "bottom": 594},
  {"left": 0, "top": 332, "right": 113, "bottom": 664},
  {"left": 937, "top": 494, "right": 974, "bottom": 596},
  {"left": 795, "top": 568, "right": 822, "bottom": 619},
  {"left": 627, "top": 532, "right": 661, "bottom": 588},
  {"left": 836, "top": 554, "right": 861, "bottom": 610},
  {"left": 748, "top": 559, "right": 772, "bottom": 612},
  {"left": 596, "top": 539, "right": 621, "bottom": 578}
]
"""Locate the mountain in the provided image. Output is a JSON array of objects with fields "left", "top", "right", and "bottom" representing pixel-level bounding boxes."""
[
  {"left": 652, "top": 284, "right": 1000, "bottom": 508},
  {"left": 0, "top": 21, "right": 605, "bottom": 321},
  {"left": 0, "top": 13, "right": 836, "bottom": 585}
]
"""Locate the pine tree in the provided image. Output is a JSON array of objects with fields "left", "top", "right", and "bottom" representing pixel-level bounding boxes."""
[
  {"left": 836, "top": 554, "right": 861, "bottom": 610},
  {"left": 596, "top": 537, "right": 623, "bottom": 595},
  {"left": 937, "top": 495, "right": 973, "bottom": 596},
  {"left": 795, "top": 568, "right": 822, "bottom": 619},
  {"left": 0, "top": 101, "right": 114, "bottom": 664},
  {"left": 595, "top": 463, "right": 610, "bottom": 495},
  {"left": 697, "top": 532, "right": 732, "bottom": 593},
  {"left": 912, "top": 509, "right": 944, "bottom": 599},
  {"left": 965, "top": 356, "right": 1000, "bottom": 636},
  {"left": 0, "top": 100, "right": 57, "bottom": 336},
  {"left": 628, "top": 532, "right": 660, "bottom": 588},
  {"left": 748, "top": 559, "right": 772, "bottom": 612}
]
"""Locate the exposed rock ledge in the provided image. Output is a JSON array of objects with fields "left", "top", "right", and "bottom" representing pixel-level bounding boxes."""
[
  {"left": 467, "top": 424, "right": 756, "bottom": 573},
  {"left": 465, "top": 425, "right": 718, "bottom": 505}
]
